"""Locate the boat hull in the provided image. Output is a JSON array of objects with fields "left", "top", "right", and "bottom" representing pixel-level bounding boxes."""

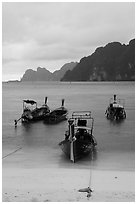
[
  {"left": 105, "top": 95, "right": 126, "bottom": 120},
  {"left": 44, "top": 109, "right": 68, "bottom": 124},
  {"left": 21, "top": 107, "right": 50, "bottom": 122},
  {"left": 59, "top": 138, "right": 96, "bottom": 162},
  {"left": 106, "top": 107, "right": 126, "bottom": 120}
]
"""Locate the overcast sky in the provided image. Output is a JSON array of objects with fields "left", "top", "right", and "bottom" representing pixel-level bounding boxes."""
[{"left": 2, "top": 2, "right": 135, "bottom": 81}]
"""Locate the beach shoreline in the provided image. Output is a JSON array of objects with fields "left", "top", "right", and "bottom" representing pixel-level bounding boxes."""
[{"left": 2, "top": 166, "right": 135, "bottom": 202}]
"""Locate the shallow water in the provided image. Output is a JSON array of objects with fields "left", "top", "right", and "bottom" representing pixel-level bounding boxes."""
[{"left": 2, "top": 81, "right": 135, "bottom": 171}]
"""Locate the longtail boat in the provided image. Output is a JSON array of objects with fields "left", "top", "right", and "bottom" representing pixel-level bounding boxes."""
[
  {"left": 21, "top": 97, "right": 50, "bottom": 123},
  {"left": 44, "top": 99, "right": 68, "bottom": 124},
  {"left": 105, "top": 95, "right": 126, "bottom": 120},
  {"left": 59, "top": 111, "right": 97, "bottom": 162}
]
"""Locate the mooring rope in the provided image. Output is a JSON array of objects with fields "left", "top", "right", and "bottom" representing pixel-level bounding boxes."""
[
  {"left": 88, "top": 150, "right": 94, "bottom": 189},
  {"left": 78, "top": 149, "right": 94, "bottom": 198},
  {"left": 2, "top": 147, "right": 22, "bottom": 159}
]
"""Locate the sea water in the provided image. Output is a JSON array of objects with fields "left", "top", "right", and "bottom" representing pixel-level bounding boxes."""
[{"left": 2, "top": 81, "right": 135, "bottom": 171}]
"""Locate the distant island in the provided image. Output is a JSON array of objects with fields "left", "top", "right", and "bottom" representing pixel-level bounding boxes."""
[
  {"left": 9, "top": 38, "right": 135, "bottom": 83},
  {"left": 20, "top": 62, "right": 78, "bottom": 82},
  {"left": 61, "top": 39, "right": 135, "bottom": 81}
]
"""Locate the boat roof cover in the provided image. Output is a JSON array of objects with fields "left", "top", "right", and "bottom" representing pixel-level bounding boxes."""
[
  {"left": 23, "top": 100, "right": 37, "bottom": 105},
  {"left": 112, "top": 103, "right": 123, "bottom": 108},
  {"left": 72, "top": 111, "right": 92, "bottom": 119},
  {"left": 75, "top": 126, "right": 92, "bottom": 130}
]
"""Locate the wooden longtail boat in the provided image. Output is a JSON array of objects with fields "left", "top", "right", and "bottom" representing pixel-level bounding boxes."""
[
  {"left": 44, "top": 99, "right": 68, "bottom": 124},
  {"left": 21, "top": 97, "right": 50, "bottom": 122},
  {"left": 59, "top": 111, "right": 97, "bottom": 162},
  {"left": 105, "top": 95, "right": 126, "bottom": 120}
]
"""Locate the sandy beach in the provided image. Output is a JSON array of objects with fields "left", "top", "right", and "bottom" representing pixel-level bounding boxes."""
[
  {"left": 2, "top": 164, "right": 135, "bottom": 202},
  {"left": 2, "top": 130, "right": 135, "bottom": 202}
]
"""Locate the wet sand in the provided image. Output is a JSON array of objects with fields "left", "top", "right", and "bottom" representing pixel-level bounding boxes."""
[{"left": 2, "top": 149, "right": 135, "bottom": 202}]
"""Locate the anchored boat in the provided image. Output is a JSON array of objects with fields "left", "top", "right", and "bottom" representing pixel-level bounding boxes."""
[
  {"left": 59, "top": 111, "right": 97, "bottom": 162},
  {"left": 44, "top": 99, "right": 68, "bottom": 124},
  {"left": 105, "top": 95, "right": 126, "bottom": 120},
  {"left": 21, "top": 97, "right": 50, "bottom": 123}
]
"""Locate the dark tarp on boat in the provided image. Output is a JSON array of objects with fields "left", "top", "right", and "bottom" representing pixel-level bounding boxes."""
[{"left": 23, "top": 100, "right": 37, "bottom": 105}]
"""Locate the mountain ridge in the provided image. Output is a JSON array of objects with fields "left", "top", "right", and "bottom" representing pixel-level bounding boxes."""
[
  {"left": 61, "top": 39, "right": 135, "bottom": 81},
  {"left": 20, "top": 38, "right": 135, "bottom": 82},
  {"left": 20, "top": 62, "right": 78, "bottom": 81}
]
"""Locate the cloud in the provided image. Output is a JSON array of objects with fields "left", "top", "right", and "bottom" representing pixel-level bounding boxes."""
[{"left": 2, "top": 2, "right": 135, "bottom": 80}]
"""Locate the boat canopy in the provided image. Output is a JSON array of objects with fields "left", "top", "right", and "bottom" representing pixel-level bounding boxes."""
[
  {"left": 75, "top": 126, "right": 92, "bottom": 131},
  {"left": 112, "top": 103, "right": 123, "bottom": 108},
  {"left": 72, "top": 111, "right": 92, "bottom": 119},
  {"left": 23, "top": 100, "right": 37, "bottom": 105}
]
